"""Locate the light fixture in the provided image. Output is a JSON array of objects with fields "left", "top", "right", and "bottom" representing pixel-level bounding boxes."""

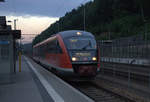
[
  {"left": 72, "top": 57, "right": 77, "bottom": 61},
  {"left": 92, "top": 57, "right": 97, "bottom": 61},
  {"left": 77, "top": 32, "right": 82, "bottom": 35}
]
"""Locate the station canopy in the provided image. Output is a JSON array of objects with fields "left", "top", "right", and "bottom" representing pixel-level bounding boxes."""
[
  {"left": 0, "top": 0, "right": 5, "bottom": 2},
  {"left": 0, "top": 30, "right": 21, "bottom": 39}
]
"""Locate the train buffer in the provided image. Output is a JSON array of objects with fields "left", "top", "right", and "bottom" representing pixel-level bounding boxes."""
[{"left": 0, "top": 56, "right": 94, "bottom": 102}]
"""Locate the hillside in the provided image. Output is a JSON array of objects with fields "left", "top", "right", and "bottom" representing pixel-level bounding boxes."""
[{"left": 33, "top": 0, "right": 150, "bottom": 45}]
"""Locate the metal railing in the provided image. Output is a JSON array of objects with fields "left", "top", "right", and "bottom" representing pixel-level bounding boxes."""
[
  {"left": 98, "top": 34, "right": 150, "bottom": 60},
  {"left": 98, "top": 34, "right": 150, "bottom": 89}
]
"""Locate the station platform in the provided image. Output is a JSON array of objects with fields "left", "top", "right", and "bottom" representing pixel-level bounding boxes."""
[{"left": 0, "top": 56, "right": 94, "bottom": 102}]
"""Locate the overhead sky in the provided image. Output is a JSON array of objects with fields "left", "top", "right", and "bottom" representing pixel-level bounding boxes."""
[{"left": 0, "top": 0, "right": 92, "bottom": 43}]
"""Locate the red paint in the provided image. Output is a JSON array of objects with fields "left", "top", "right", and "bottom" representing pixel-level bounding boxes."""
[{"left": 45, "top": 35, "right": 72, "bottom": 69}]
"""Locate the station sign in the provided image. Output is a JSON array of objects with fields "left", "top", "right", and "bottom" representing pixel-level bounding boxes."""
[{"left": 0, "top": 40, "right": 10, "bottom": 45}]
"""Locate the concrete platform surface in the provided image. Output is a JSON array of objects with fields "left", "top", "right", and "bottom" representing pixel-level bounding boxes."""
[
  {"left": 0, "top": 56, "right": 94, "bottom": 102},
  {"left": 26, "top": 56, "right": 94, "bottom": 102},
  {"left": 0, "top": 57, "right": 53, "bottom": 102}
]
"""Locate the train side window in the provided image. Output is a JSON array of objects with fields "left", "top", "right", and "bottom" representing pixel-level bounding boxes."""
[
  {"left": 41, "top": 44, "right": 46, "bottom": 57},
  {"left": 47, "top": 40, "right": 57, "bottom": 53}
]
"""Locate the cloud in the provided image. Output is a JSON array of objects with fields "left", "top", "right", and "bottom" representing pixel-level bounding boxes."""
[
  {"left": 1, "top": 0, "right": 92, "bottom": 43},
  {"left": 0, "top": 0, "right": 92, "bottom": 17},
  {"left": 6, "top": 15, "right": 59, "bottom": 43}
]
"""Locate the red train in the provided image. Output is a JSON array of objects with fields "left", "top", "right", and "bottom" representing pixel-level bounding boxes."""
[{"left": 33, "top": 30, "right": 100, "bottom": 79}]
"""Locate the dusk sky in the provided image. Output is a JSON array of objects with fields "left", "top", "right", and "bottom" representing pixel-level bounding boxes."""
[{"left": 0, "top": 0, "right": 92, "bottom": 43}]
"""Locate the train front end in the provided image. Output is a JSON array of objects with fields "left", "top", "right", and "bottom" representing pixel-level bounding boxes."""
[{"left": 63, "top": 31, "right": 100, "bottom": 77}]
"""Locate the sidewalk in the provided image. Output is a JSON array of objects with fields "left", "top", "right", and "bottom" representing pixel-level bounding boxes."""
[
  {"left": 0, "top": 56, "right": 94, "bottom": 102},
  {"left": 0, "top": 57, "right": 53, "bottom": 102}
]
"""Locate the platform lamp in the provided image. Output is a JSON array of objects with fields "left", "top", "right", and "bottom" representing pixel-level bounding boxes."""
[
  {"left": 6, "top": 20, "right": 12, "bottom": 30},
  {"left": 7, "top": 19, "right": 18, "bottom": 30},
  {"left": 7, "top": 20, "right": 12, "bottom": 23},
  {"left": 7, "top": 19, "right": 21, "bottom": 72}
]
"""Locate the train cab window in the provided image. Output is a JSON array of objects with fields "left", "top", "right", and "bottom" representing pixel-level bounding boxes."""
[
  {"left": 65, "top": 37, "right": 96, "bottom": 50},
  {"left": 56, "top": 40, "right": 62, "bottom": 53}
]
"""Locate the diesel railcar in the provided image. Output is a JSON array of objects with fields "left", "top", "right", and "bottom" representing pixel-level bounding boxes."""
[{"left": 33, "top": 30, "right": 100, "bottom": 78}]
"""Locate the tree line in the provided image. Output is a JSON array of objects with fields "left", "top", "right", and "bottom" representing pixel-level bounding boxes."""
[{"left": 33, "top": 0, "right": 150, "bottom": 45}]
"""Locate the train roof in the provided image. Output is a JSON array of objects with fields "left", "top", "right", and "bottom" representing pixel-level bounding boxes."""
[
  {"left": 34, "top": 36, "right": 57, "bottom": 48},
  {"left": 34, "top": 30, "right": 95, "bottom": 48},
  {"left": 58, "top": 30, "right": 95, "bottom": 39}
]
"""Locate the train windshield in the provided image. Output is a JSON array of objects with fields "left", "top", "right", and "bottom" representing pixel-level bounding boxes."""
[{"left": 65, "top": 37, "right": 96, "bottom": 50}]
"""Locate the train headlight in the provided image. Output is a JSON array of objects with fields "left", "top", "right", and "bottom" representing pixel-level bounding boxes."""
[
  {"left": 72, "top": 57, "right": 77, "bottom": 61},
  {"left": 92, "top": 57, "right": 97, "bottom": 61},
  {"left": 77, "top": 32, "right": 82, "bottom": 35}
]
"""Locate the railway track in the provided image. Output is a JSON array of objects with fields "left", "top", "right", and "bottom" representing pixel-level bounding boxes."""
[
  {"left": 100, "top": 62, "right": 150, "bottom": 84},
  {"left": 98, "top": 61, "right": 150, "bottom": 102},
  {"left": 68, "top": 81, "right": 134, "bottom": 102},
  {"left": 32, "top": 57, "right": 138, "bottom": 102}
]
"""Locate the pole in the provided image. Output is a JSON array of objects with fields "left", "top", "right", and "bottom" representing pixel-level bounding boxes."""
[
  {"left": 83, "top": 6, "right": 85, "bottom": 31},
  {"left": 14, "top": 19, "right": 16, "bottom": 30},
  {"left": 139, "top": 1, "right": 147, "bottom": 41},
  {"left": 58, "top": 22, "right": 59, "bottom": 32},
  {"left": 19, "top": 38, "right": 21, "bottom": 72},
  {"left": 149, "top": 72, "right": 150, "bottom": 88},
  {"left": 19, "top": 51, "right": 21, "bottom": 72},
  {"left": 14, "top": 19, "right": 18, "bottom": 30},
  {"left": 15, "top": 19, "right": 21, "bottom": 72}
]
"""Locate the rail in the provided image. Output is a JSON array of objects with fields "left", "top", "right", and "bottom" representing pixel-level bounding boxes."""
[{"left": 68, "top": 81, "right": 135, "bottom": 102}]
